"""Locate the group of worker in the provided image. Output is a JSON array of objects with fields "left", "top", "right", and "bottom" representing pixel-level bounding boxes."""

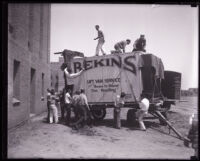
[
  {"left": 47, "top": 87, "right": 150, "bottom": 131},
  {"left": 94, "top": 25, "right": 146, "bottom": 56},
  {"left": 47, "top": 87, "right": 93, "bottom": 130}
]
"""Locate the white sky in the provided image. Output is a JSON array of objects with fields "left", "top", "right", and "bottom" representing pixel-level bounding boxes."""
[{"left": 50, "top": 4, "right": 198, "bottom": 90}]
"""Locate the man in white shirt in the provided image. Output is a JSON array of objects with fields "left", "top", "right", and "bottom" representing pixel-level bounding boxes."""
[
  {"left": 64, "top": 89, "right": 72, "bottom": 125},
  {"left": 63, "top": 66, "right": 85, "bottom": 94},
  {"left": 136, "top": 93, "right": 150, "bottom": 131},
  {"left": 94, "top": 25, "right": 106, "bottom": 56}
]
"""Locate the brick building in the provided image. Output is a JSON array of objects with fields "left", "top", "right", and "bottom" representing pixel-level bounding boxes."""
[
  {"left": 50, "top": 57, "right": 65, "bottom": 92},
  {"left": 8, "top": 4, "right": 51, "bottom": 129}
]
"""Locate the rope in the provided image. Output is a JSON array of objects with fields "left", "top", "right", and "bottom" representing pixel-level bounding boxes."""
[
  {"left": 152, "top": 75, "right": 165, "bottom": 102},
  {"left": 123, "top": 67, "right": 139, "bottom": 104}
]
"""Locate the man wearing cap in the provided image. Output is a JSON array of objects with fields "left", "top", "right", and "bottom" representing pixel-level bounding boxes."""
[
  {"left": 132, "top": 35, "right": 146, "bottom": 52},
  {"left": 114, "top": 39, "right": 131, "bottom": 53}
]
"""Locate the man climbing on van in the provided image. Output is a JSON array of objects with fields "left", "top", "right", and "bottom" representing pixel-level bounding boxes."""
[
  {"left": 114, "top": 39, "right": 131, "bottom": 53},
  {"left": 132, "top": 34, "right": 146, "bottom": 52}
]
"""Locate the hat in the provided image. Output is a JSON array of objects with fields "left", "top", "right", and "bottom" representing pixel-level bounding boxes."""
[
  {"left": 60, "top": 63, "right": 68, "bottom": 71},
  {"left": 95, "top": 25, "right": 99, "bottom": 29},
  {"left": 140, "top": 34, "right": 145, "bottom": 38},
  {"left": 80, "top": 88, "right": 85, "bottom": 93},
  {"left": 121, "top": 92, "right": 126, "bottom": 97}
]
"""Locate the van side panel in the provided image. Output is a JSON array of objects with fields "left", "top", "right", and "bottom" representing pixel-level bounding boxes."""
[{"left": 70, "top": 53, "right": 143, "bottom": 103}]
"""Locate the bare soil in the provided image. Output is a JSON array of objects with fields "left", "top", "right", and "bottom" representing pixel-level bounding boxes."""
[{"left": 8, "top": 97, "right": 196, "bottom": 159}]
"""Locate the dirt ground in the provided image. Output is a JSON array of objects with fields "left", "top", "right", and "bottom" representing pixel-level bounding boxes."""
[{"left": 8, "top": 97, "right": 197, "bottom": 159}]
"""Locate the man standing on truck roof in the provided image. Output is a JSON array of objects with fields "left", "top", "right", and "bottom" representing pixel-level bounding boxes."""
[
  {"left": 132, "top": 34, "right": 146, "bottom": 52},
  {"left": 94, "top": 25, "right": 106, "bottom": 56},
  {"left": 114, "top": 39, "right": 131, "bottom": 53}
]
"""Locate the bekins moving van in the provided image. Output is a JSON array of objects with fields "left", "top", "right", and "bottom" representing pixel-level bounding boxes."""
[
  {"left": 56, "top": 50, "right": 186, "bottom": 140},
  {"left": 60, "top": 50, "right": 181, "bottom": 121}
]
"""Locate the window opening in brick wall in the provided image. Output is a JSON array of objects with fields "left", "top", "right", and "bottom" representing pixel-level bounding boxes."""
[
  {"left": 13, "top": 60, "right": 20, "bottom": 100},
  {"left": 28, "top": 5, "right": 34, "bottom": 52},
  {"left": 55, "top": 75, "right": 59, "bottom": 92},
  {"left": 42, "top": 73, "right": 44, "bottom": 97},
  {"left": 50, "top": 74, "right": 53, "bottom": 87},
  {"left": 8, "top": 23, "right": 14, "bottom": 34},
  {"left": 30, "top": 68, "right": 36, "bottom": 114}
]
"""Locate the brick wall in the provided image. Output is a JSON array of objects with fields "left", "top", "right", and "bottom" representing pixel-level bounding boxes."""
[
  {"left": 50, "top": 57, "right": 65, "bottom": 92},
  {"left": 8, "top": 3, "right": 51, "bottom": 129}
]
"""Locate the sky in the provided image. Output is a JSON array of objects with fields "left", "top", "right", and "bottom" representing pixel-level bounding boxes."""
[{"left": 50, "top": 4, "right": 198, "bottom": 90}]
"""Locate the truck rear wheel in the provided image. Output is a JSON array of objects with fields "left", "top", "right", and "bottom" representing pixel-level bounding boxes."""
[
  {"left": 91, "top": 108, "right": 106, "bottom": 121},
  {"left": 127, "top": 109, "right": 138, "bottom": 126}
]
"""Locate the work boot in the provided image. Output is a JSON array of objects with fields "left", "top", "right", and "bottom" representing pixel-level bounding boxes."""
[{"left": 138, "top": 121, "right": 146, "bottom": 131}]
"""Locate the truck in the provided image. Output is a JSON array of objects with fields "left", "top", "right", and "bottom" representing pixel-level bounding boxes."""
[{"left": 55, "top": 49, "right": 186, "bottom": 141}]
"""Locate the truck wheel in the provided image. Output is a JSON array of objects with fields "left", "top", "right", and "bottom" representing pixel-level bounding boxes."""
[
  {"left": 91, "top": 108, "right": 106, "bottom": 121},
  {"left": 127, "top": 109, "right": 138, "bottom": 126}
]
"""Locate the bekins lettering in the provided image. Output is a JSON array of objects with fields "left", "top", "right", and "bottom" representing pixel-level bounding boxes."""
[{"left": 73, "top": 55, "right": 137, "bottom": 75}]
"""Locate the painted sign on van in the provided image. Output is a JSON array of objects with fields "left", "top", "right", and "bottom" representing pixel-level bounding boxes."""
[{"left": 69, "top": 53, "right": 143, "bottom": 103}]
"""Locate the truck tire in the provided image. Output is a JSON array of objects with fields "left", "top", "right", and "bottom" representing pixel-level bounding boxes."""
[
  {"left": 127, "top": 109, "right": 138, "bottom": 126},
  {"left": 91, "top": 108, "right": 106, "bottom": 121}
]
